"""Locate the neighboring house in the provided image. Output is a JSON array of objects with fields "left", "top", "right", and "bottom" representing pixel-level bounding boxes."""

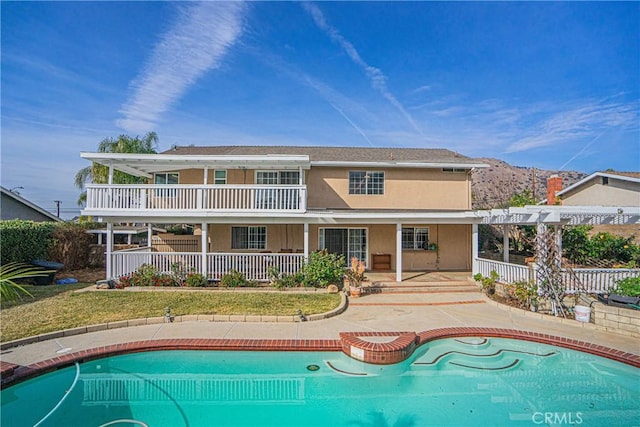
[
  {"left": 544, "top": 172, "right": 640, "bottom": 238},
  {"left": 80, "top": 146, "right": 489, "bottom": 282},
  {"left": 0, "top": 186, "right": 61, "bottom": 222},
  {"left": 545, "top": 171, "right": 640, "bottom": 207}
]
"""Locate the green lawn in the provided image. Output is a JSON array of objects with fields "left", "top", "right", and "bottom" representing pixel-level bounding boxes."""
[{"left": 0, "top": 284, "right": 341, "bottom": 343}]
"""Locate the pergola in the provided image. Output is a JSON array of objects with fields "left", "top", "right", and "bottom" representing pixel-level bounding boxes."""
[{"left": 477, "top": 205, "right": 640, "bottom": 265}]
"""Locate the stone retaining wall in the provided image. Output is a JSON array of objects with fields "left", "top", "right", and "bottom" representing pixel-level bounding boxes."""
[{"left": 592, "top": 302, "right": 640, "bottom": 338}]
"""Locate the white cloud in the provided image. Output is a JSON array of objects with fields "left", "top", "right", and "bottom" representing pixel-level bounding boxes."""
[
  {"left": 301, "top": 2, "right": 423, "bottom": 136},
  {"left": 505, "top": 99, "right": 639, "bottom": 153},
  {"left": 117, "top": 2, "right": 246, "bottom": 133}
]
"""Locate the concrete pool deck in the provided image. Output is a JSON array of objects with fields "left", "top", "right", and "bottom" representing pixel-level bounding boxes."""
[{"left": 2, "top": 273, "right": 639, "bottom": 374}]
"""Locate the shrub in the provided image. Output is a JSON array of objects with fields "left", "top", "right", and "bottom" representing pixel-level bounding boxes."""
[
  {"left": 268, "top": 266, "right": 302, "bottom": 289},
  {"left": 301, "top": 250, "right": 345, "bottom": 288},
  {"left": 0, "top": 220, "right": 57, "bottom": 264},
  {"left": 48, "top": 223, "right": 93, "bottom": 270},
  {"left": 185, "top": 273, "right": 207, "bottom": 287},
  {"left": 220, "top": 269, "right": 246, "bottom": 287},
  {"left": 611, "top": 277, "right": 640, "bottom": 297},
  {"left": 473, "top": 270, "right": 499, "bottom": 294},
  {"left": 117, "top": 264, "right": 176, "bottom": 287}
]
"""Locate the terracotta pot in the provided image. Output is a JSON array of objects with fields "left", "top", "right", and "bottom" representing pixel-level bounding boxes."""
[{"left": 350, "top": 287, "right": 362, "bottom": 298}]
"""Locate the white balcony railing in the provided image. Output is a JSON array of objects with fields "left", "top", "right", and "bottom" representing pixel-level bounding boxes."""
[{"left": 85, "top": 184, "right": 307, "bottom": 213}]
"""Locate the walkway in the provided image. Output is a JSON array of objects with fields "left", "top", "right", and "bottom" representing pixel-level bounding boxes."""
[{"left": 1, "top": 274, "right": 638, "bottom": 370}]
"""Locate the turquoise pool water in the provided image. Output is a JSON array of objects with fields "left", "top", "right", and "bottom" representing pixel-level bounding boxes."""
[{"left": 2, "top": 338, "right": 638, "bottom": 426}]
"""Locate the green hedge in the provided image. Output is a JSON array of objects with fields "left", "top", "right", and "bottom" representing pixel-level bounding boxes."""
[{"left": 0, "top": 220, "right": 58, "bottom": 264}]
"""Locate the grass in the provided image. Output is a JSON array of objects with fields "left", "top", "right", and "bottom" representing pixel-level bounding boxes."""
[{"left": 0, "top": 284, "right": 342, "bottom": 343}]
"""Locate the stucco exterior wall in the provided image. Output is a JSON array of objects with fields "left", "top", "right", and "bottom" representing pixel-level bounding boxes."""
[
  {"left": 562, "top": 178, "right": 640, "bottom": 207},
  {"left": 206, "top": 223, "right": 470, "bottom": 271},
  {"left": 163, "top": 166, "right": 471, "bottom": 210},
  {"left": 208, "top": 224, "right": 305, "bottom": 253},
  {"left": 306, "top": 167, "right": 471, "bottom": 210}
]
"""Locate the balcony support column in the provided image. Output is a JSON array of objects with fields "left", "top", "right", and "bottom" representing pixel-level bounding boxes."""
[
  {"left": 201, "top": 222, "right": 208, "bottom": 278},
  {"left": 303, "top": 222, "right": 309, "bottom": 262},
  {"left": 147, "top": 224, "right": 153, "bottom": 249},
  {"left": 396, "top": 223, "right": 403, "bottom": 282},
  {"left": 106, "top": 222, "right": 113, "bottom": 280},
  {"left": 472, "top": 224, "right": 479, "bottom": 275}
]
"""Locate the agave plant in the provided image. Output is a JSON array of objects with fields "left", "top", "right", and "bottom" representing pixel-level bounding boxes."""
[{"left": 0, "top": 263, "right": 52, "bottom": 301}]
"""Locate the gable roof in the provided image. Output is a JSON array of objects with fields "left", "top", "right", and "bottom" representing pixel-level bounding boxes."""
[
  {"left": 163, "top": 145, "right": 488, "bottom": 167},
  {"left": 557, "top": 171, "right": 640, "bottom": 198},
  {"left": 0, "top": 186, "right": 61, "bottom": 222}
]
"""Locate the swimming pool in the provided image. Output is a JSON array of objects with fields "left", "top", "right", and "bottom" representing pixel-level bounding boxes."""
[{"left": 2, "top": 337, "right": 638, "bottom": 426}]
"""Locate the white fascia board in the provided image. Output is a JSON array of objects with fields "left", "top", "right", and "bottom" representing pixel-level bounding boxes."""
[
  {"left": 557, "top": 172, "right": 640, "bottom": 197},
  {"left": 81, "top": 152, "right": 310, "bottom": 167},
  {"left": 310, "top": 161, "right": 490, "bottom": 169}
]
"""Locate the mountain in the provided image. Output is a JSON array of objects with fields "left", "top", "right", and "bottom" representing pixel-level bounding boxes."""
[{"left": 471, "top": 158, "right": 586, "bottom": 209}]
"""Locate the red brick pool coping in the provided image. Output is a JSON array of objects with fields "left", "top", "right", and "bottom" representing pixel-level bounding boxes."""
[{"left": 2, "top": 327, "right": 638, "bottom": 388}]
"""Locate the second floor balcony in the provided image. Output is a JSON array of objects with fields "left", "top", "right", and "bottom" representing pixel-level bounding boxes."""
[{"left": 84, "top": 184, "right": 307, "bottom": 215}]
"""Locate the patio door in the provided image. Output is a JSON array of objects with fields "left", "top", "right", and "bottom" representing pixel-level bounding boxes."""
[{"left": 319, "top": 228, "right": 367, "bottom": 265}]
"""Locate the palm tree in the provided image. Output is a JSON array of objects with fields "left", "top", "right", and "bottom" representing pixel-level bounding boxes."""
[
  {"left": 74, "top": 132, "right": 159, "bottom": 205},
  {"left": 0, "top": 263, "right": 53, "bottom": 301}
]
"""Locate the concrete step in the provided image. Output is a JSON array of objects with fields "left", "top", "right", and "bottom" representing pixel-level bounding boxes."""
[{"left": 365, "top": 281, "right": 481, "bottom": 294}]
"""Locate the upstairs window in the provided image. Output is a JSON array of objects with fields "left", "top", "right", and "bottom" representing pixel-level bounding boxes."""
[
  {"left": 154, "top": 173, "right": 179, "bottom": 197},
  {"left": 214, "top": 170, "right": 227, "bottom": 185},
  {"left": 256, "top": 171, "right": 300, "bottom": 185},
  {"left": 349, "top": 171, "right": 384, "bottom": 195},
  {"left": 154, "top": 173, "right": 179, "bottom": 185},
  {"left": 402, "top": 227, "right": 429, "bottom": 250},
  {"left": 231, "top": 226, "right": 267, "bottom": 250}
]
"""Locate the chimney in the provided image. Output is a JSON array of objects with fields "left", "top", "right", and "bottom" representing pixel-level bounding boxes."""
[{"left": 546, "top": 175, "right": 562, "bottom": 205}]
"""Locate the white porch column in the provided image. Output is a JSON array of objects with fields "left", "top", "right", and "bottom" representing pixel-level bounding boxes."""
[
  {"left": 502, "top": 224, "right": 510, "bottom": 263},
  {"left": 201, "top": 222, "right": 208, "bottom": 278},
  {"left": 147, "top": 224, "right": 153, "bottom": 248},
  {"left": 203, "top": 167, "right": 208, "bottom": 184},
  {"left": 303, "top": 222, "right": 309, "bottom": 261},
  {"left": 472, "top": 223, "right": 479, "bottom": 275},
  {"left": 106, "top": 222, "right": 113, "bottom": 279},
  {"left": 396, "top": 223, "right": 403, "bottom": 282},
  {"left": 108, "top": 165, "right": 114, "bottom": 184}
]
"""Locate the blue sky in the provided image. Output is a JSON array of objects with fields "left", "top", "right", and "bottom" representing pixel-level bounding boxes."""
[{"left": 1, "top": 1, "right": 638, "bottom": 218}]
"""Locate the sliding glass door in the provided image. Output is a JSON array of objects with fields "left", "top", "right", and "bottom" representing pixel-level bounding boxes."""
[{"left": 319, "top": 228, "right": 367, "bottom": 265}]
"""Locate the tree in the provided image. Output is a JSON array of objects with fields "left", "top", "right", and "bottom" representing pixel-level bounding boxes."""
[
  {"left": 508, "top": 189, "right": 537, "bottom": 254},
  {"left": 74, "top": 132, "right": 159, "bottom": 205}
]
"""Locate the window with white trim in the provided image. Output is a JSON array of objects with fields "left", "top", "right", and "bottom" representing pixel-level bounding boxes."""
[
  {"left": 402, "top": 227, "right": 429, "bottom": 250},
  {"left": 214, "top": 170, "right": 227, "bottom": 185},
  {"left": 154, "top": 173, "right": 179, "bottom": 185},
  {"left": 349, "top": 171, "right": 384, "bottom": 195},
  {"left": 256, "top": 171, "right": 300, "bottom": 185},
  {"left": 154, "top": 173, "right": 179, "bottom": 197},
  {"left": 231, "top": 226, "right": 267, "bottom": 250},
  {"left": 442, "top": 168, "right": 467, "bottom": 173}
]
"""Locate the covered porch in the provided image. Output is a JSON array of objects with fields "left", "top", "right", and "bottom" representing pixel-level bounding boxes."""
[{"left": 102, "top": 210, "right": 483, "bottom": 283}]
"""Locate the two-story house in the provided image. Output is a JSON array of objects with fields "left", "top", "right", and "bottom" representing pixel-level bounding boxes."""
[{"left": 80, "top": 146, "right": 488, "bottom": 282}]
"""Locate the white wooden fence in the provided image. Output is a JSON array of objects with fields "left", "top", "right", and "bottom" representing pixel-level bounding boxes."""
[
  {"left": 85, "top": 184, "right": 306, "bottom": 213},
  {"left": 476, "top": 258, "right": 639, "bottom": 294},
  {"left": 111, "top": 250, "right": 305, "bottom": 282}
]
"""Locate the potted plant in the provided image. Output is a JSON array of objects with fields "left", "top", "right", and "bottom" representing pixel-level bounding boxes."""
[{"left": 345, "top": 257, "right": 366, "bottom": 298}]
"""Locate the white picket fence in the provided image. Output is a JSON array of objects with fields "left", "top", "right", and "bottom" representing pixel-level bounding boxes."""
[
  {"left": 111, "top": 250, "right": 305, "bottom": 282},
  {"left": 476, "top": 258, "right": 639, "bottom": 294}
]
